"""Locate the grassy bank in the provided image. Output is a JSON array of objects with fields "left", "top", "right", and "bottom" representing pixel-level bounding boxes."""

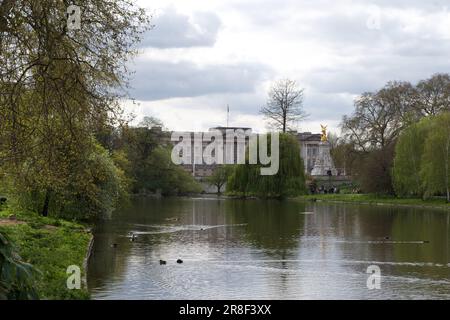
[
  {"left": 0, "top": 207, "right": 92, "bottom": 299},
  {"left": 296, "top": 194, "right": 450, "bottom": 210}
]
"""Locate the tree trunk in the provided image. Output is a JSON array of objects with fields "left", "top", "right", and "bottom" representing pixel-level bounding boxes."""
[{"left": 41, "top": 189, "right": 51, "bottom": 217}]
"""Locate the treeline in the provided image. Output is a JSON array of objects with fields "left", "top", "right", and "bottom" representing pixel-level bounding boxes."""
[
  {"left": 333, "top": 74, "right": 450, "bottom": 200},
  {"left": 97, "top": 118, "right": 201, "bottom": 197}
]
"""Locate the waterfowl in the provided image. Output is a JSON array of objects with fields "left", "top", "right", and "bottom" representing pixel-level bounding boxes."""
[
  {"left": 111, "top": 243, "right": 118, "bottom": 248},
  {"left": 159, "top": 260, "right": 167, "bottom": 265},
  {"left": 384, "top": 237, "right": 390, "bottom": 240},
  {"left": 130, "top": 233, "right": 137, "bottom": 242},
  {"left": 177, "top": 259, "right": 183, "bottom": 264}
]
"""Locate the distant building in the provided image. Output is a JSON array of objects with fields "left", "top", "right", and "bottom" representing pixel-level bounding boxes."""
[{"left": 159, "top": 126, "right": 336, "bottom": 178}]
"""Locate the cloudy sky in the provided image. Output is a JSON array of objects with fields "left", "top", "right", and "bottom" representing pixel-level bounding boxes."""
[{"left": 125, "top": 0, "right": 450, "bottom": 134}]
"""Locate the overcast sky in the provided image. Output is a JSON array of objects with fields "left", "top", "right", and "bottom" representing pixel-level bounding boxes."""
[{"left": 125, "top": 0, "right": 450, "bottom": 134}]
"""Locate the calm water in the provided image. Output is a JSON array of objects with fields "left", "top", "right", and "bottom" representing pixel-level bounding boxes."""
[{"left": 87, "top": 197, "right": 450, "bottom": 300}]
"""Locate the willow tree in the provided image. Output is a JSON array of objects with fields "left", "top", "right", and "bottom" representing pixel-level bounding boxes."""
[
  {"left": 393, "top": 117, "right": 433, "bottom": 197},
  {"left": 0, "top": 1, "right": 150, "bottom": 216},
  {"left": 227, "top": 133, "right": 306, "bottom": 198},
  {"left": 420, "top": 112, "right": 450, "bottom": 202}
]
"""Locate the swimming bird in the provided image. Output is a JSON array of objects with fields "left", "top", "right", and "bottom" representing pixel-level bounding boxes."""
[
  {"left": 177, "top": 259, "right": 183, "bottom": 264},
  {"left": 159, "top": 260, "right": 167, "bottom": 265},
  {"left": 111, "top": 243, "right": 118, "bottom": 248},
  {"left": 129, "top": 233, "right": 137, "bottom": 242}
]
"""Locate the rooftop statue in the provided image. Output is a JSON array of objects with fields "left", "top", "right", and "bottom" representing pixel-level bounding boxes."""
[{"left": 320, "top": 124, "right": 328, "bottom": 142}]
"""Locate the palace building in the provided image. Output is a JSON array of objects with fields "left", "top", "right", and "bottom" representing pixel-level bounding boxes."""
[{"left": 154, "top": 126, "right": 338, "bottom": 178}]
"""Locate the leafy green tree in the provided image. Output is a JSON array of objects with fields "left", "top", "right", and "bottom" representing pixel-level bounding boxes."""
[
  {"left": 393, "top": 117, "right": 433, "bottom": 197},
  {"left": 0, "top": 0, "right": 149, "bottom": 217},
  {"left": 207, "top": 166, "right": 233, "bottom": 194},
  {"left": 227, "top": 133, "right": 306, "bottom": 198},
  {"left": 9, "top": 140, "right": 128, "bottom": 220},
  {"left": 420, "top": 112, "right": 450, "bottom": 201},
  {"left": 141, "top": 146, "right": 202, "bottom": 196}
]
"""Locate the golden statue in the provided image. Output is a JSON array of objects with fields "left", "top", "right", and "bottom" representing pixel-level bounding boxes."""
[{"left": 320, "top": 124, "right": 328, "bottom": 142}]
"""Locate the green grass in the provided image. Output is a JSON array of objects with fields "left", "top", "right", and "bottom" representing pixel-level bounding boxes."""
[
  {"left": 0, "top": 207, "right": 92, "bottom": 299},
  {"left": 296, "top": 194, "right": 450, "bottom": 210}
]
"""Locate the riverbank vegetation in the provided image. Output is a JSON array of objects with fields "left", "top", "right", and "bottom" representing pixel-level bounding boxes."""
[
  {"left": 296, "top": 194, "right": 450, "bottom": 210},
  {"left": 0, "top": 0, "right": 154, "bottom": 299},
  {"left": 331, "top": 74, "right": 450, "bottom": 202},
  {"left": 0, "top": 207, "right": 91, "bottom": 299}
]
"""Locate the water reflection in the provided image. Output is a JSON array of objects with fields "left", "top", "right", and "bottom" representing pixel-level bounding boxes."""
[{"left": 87, "top": 197, "right": 450, "bottom": 299}]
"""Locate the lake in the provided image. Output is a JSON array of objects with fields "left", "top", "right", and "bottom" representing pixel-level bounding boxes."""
[{"left": 87, "top": 197, "right": 450, "bottom": 300}]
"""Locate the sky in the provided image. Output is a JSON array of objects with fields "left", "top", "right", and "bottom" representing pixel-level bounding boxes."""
[{"left": 124, "top": 0, "right": 450, "bottom": 134}]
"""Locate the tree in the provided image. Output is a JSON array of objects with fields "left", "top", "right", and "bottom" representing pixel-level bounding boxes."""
[
  {"left": 330, "top": 140, "right": 361, "bottom": 176},
  {"left": 342, "top": 82, "right": 414, "bottom": 151},
  {"left": 0, "top": 1, "right": 150, "bottom": 217},
  {"left": 393, "top": 117, "right": 433, "bottom": 197},
  {"left": 142, "top": 146, "right": 202, "bottom": 196},
  {"left": 357, "top": 143, "right": 396, "bottom": 194},
  {"left": 227, "top": 133, "right": 306, "bottom": 198},
  {"left": 420, "top": 112, "right": 450, "bottom": 202},
  {"left": 139, "top": 116, "right": 163, "bottom": 129},
  {"left": 261, "top": 79, "right": 307, "bottom": 133},
  {"left": 341, "top": 81, "right": 417, "bottom": 194},
  {"left": 415, "top": 74, "right": 450, "bottom": 117},
  {"left": 207, "top": 166, "right": 232, "bottom": 194}
]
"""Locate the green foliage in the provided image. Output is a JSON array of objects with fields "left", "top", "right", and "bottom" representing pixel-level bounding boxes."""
[
  {"left": 356, "top": 143, "right": 396, "bottom": 195},
  {"left": 420, "top": 112, "right": 450, "bottom": 201},
  {"left": 0, "top": 208, "right": 91, "bottom": 299},
  {"left": 9, "top": 141, "right": 128, "bottom": 220},
  {"left": 393, "top": 112, "right": 450, "bottom": 201},
  {"left": 137, "top": 146, "right": 202, "bottom": 196},
  {"left": 227, "top": 133, "right": 306, "bottom": 198},
  {"left": 120, "top": 126, "right": 201, "bottom": 196},
  {"left": 0, "top": 232, "right": 39, "bottom": 300},
  {"left": 206, "top": 166, "right": 233, "bottom": 194},
  {"left": 393, "top": 117, "right": 433, "bottom": 196},
  {"left": 296, "top": 194, "right": 450, "bottom": 209}
]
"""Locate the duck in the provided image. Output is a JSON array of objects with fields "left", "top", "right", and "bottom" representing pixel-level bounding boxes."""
[
  {"left": 384, "top": 236, "right": 390, "bottom": 240},
  {"left": 129, "top": 233, "right": 137, "bottom": 242},
  {"left": 177, "top": 259, "right": 183, "bottom": 264},
  {"left": 111, "top": 243, "right": 118, "bottom": 248},
  {"left": 159, "top": 260, "right": 167, "bottom": 265}
]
